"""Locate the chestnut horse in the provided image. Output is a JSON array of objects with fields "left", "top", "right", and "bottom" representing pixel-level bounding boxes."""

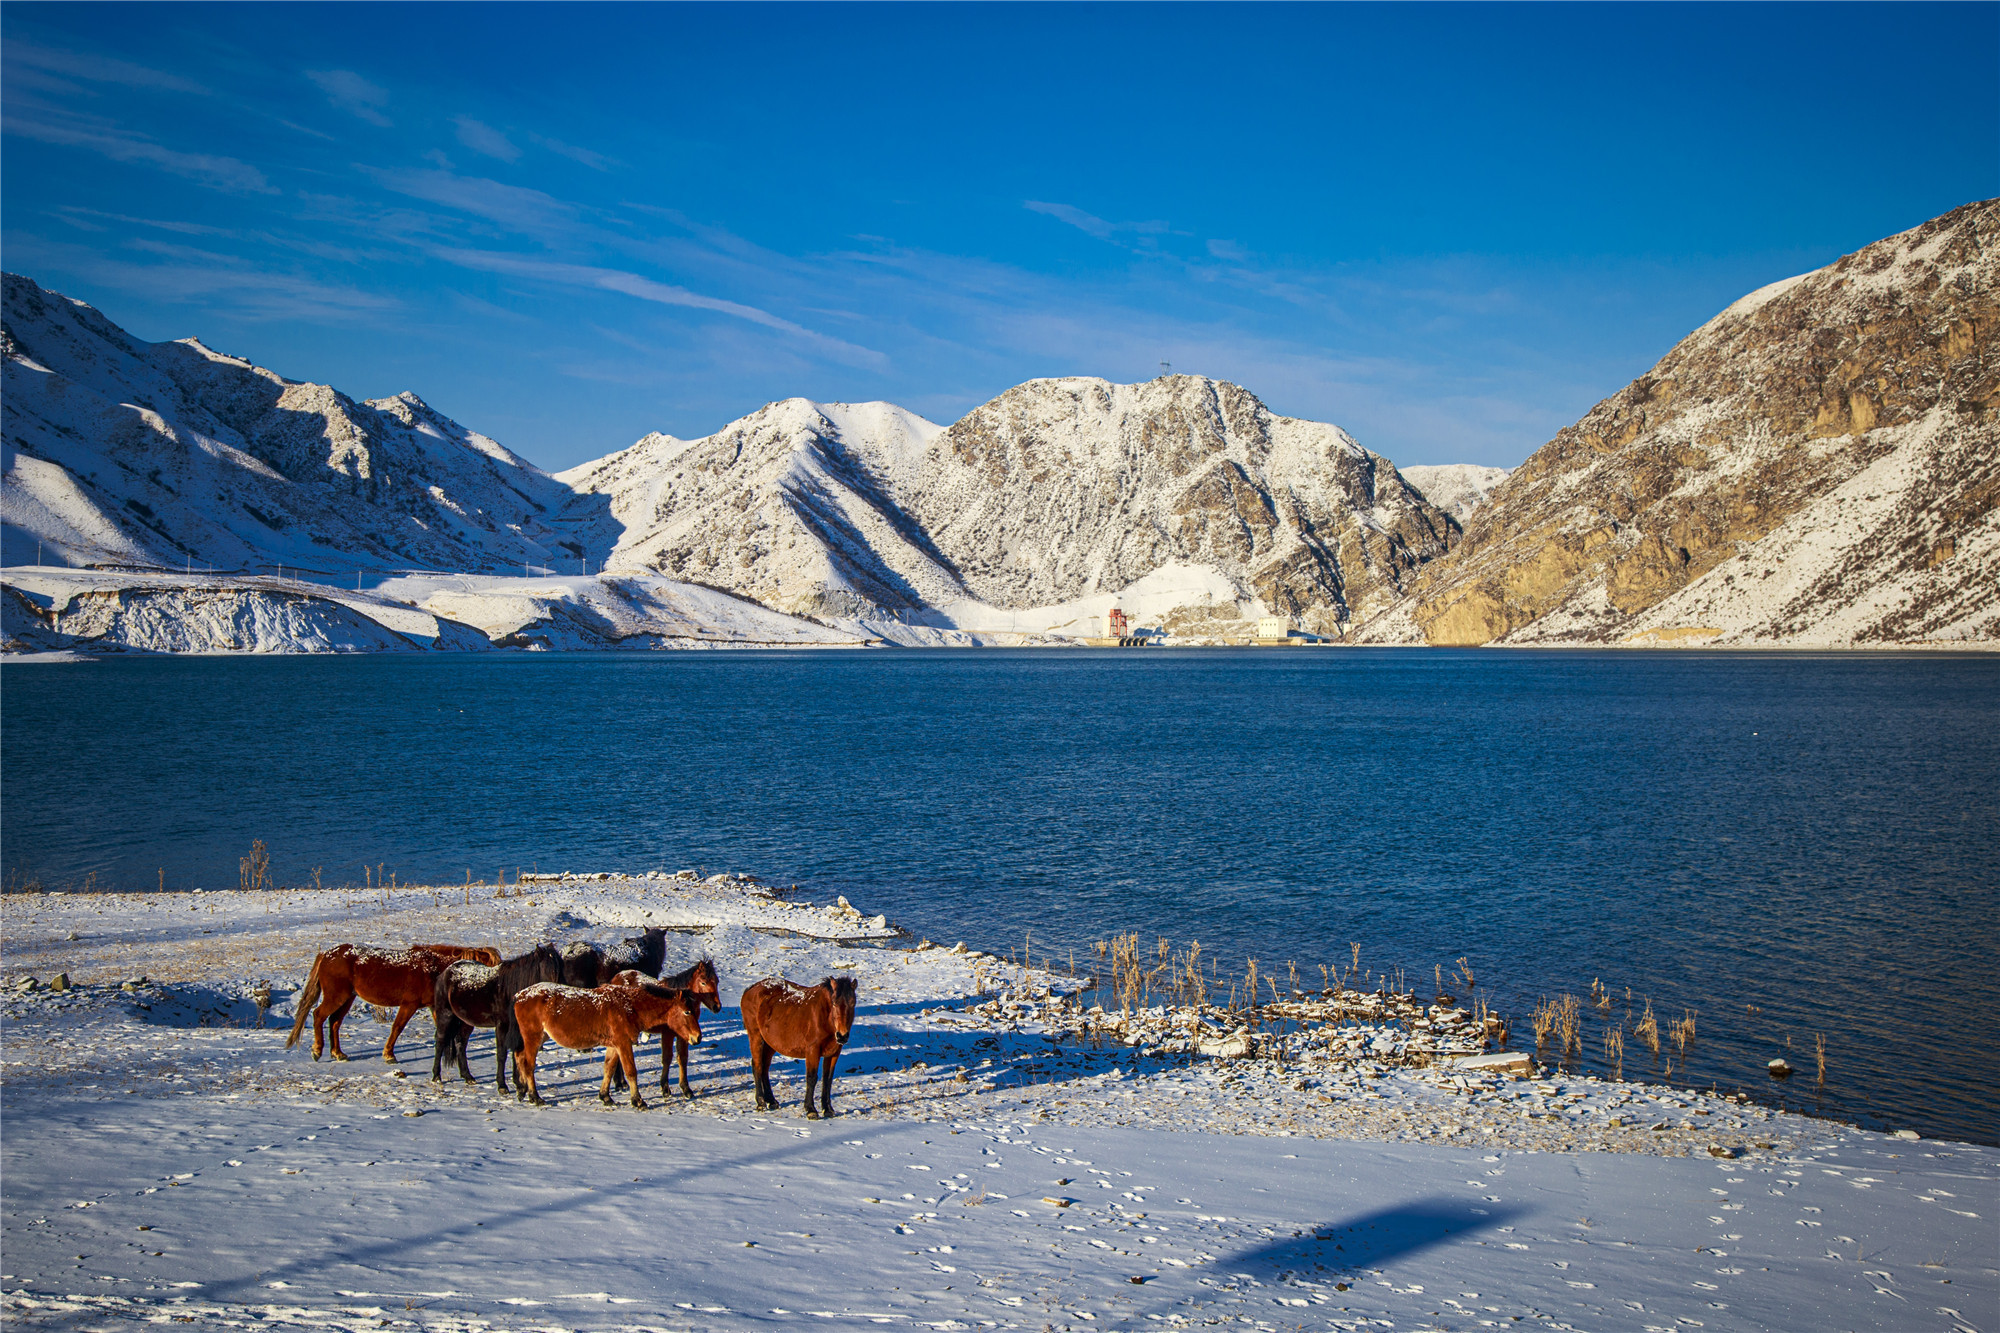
[
  {"left": 430, "top": 943, "right": 573, "bottom": 1087},
  {"left": 510, "top": 979, "right": 704, "bottom": 1108},
  {"left": 740, "top": 975, "right": 857, "bottom": 1119},
  {"left": 285, "top": 943, "right": 499, "bottom": 1062},
  {"left": 603, "top": 959, "right": 722, "bottom": 1096}
]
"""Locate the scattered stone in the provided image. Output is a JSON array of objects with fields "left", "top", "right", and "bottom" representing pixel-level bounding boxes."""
[
  {"left": 49, "top": 974, "right": 70, "bottom": 992},
  {"left": 1892, "top": 1129, "right": 1920, "bottom": 1141},
  {"left": 402, "top": 1109, "right": 423, "bottom": 1118},
  {"left": 1197, "top": 1030, "right": 1252, "bottom": 1059},
  {"left": 15, "top": 976, "right": 39, "bottom": 992},
  {"left": 1455, "top": 1052, "right": 1532, "bottom": 1074},
  {"left": 1706, "top": 1144, "right": 1738, "bottom": 1158},
  {"left": 1767, "top": 1058, "right": 1793, "bottom": 1078}
]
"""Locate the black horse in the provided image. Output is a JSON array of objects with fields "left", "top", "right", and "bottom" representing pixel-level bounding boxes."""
[
  {"left": 559, "top": 927, "right": 669, "bottom": 988},
  {"left": 430, "top": 943, "right": 582, "bottom": 1088}
]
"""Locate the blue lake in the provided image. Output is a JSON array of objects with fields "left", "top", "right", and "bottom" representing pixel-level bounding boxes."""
[{"left": 3, "top": 649, "right": 1996, "bottom": 1143}]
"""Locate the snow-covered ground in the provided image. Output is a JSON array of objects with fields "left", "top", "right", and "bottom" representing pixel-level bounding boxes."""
[
  {"left": 3, "top": 878, "right": 1993, "bottom": 1331},
  {"left": 1398, "top": 467, "right": 1512, "bottom": 527},
  {"left": 0, "top": 568, "right": 874, "bottom": 655}
]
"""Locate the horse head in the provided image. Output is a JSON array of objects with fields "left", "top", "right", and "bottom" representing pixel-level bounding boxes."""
[
  {"left": 825, "top": 975, "right": 858, "bottom": 1041},
  {"left": 692, "top": 958, "right": 722, "bottom": 1012},
  {"left": 640, "top": 981, "right": 703, "bottom": 1046}
]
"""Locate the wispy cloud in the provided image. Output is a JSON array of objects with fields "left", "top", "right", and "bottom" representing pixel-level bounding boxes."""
[
  {"left": 2, "top": 39, "right": 210, "bottom": 95},
  {"left": 4, "top": 233, "right": 399, "bottom": 324},
  {"left": 52, "top": 206, "right": 236, "bottom": 236},
  {"left": 4, "top": 115, "right": 275, "bottom": 193},
  {"left": 369, "top": 168, "right": 579, "bottom": 241},
  {"left": 305, "top": 69, "right": 391, "bottom": 127},
  {"left": 1025, "top": 200, "right": 1170, "bottom": 242},
  {"left": 453, "top": 116, "right": 520, "bottom": 163},
  {"left": 431, "top": 248, "right": 889, "bottom": 369},
  {"left": 529, "top": 132, "right": 614, "bottom": 171}
]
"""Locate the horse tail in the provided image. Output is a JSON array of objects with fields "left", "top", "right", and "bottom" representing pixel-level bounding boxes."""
[{"left": 286, "top": 953, "right": 325, "bottom": 1049}]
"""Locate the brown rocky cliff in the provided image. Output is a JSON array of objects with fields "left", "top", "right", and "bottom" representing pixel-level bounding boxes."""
[{"left": 1399, "top": 199, "right": 1998, "bottom": 646}]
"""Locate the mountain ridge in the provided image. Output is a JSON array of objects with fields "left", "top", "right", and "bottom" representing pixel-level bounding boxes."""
[
  {"left": 7, "top": 196, "right": 1993, "bottom": 654},
  {"left": 1398, "top": 198, "right": 1998, "bottom": 647}
]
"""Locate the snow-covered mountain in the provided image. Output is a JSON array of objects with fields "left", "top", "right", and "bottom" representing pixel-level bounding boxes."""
[
  {"left": 1393, "top": 199, "right": 1999, "bottom": 647},
  {"left": 1, "top": 273, "right": 599, "bottom": 578},
  {"left": 1400, "top": 464, "right": 1512, "bottom": 525},
  {"left": 900, "top": 376, "right": 1455, "bottom": 635},
  {"left": 557, "top": 376, "right": 1459, "bottom": 636},
  {"left": 555, "top": 399, "right": 966, "bottom": 618}
]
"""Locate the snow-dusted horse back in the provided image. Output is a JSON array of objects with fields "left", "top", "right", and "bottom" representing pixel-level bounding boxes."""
[
  {"left": 285, "top": 943, "right": 499, "bottom": 1062},
  {"left": 509, "top": 979, "right": 704, "bottom": 1109},
  {"left": 739, "top": 975, "right": 857, "bottom": 1119}
]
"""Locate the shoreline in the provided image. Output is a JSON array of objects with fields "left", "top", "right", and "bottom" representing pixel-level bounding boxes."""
[
  {"left": 0, "top": 875, "right": 1957, "bottom": 1156},
  {"left": 3, "top": 875, "right": 1993, "bottom": 1330}
]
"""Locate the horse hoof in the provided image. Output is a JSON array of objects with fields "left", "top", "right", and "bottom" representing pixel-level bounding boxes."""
[
  {"left": 332, "top": 1053, "right": 349, "bottom": 1063},
  {"left": 804, "top": 1108, "right": 821, "bottom": 1120}
]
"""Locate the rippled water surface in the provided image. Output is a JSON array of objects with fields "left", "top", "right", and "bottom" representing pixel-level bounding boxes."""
[{"left": 4, "top": 649, "right": 1995, "bottom": 1142}]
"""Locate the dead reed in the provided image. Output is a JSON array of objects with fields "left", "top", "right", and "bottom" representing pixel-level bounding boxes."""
[
  {"left": 1669, "top": 1009, "right": 1697, "bottom": 1062},
  {"left": 1603, "top": 1027, "right": 1624, "bottom": 1081},
  {"left": 1635, "top": 1000, "right": 1660, "bottom": 1056}
]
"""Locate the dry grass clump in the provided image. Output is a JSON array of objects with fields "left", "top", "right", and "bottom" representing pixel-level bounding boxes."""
[
  {"left": 1635, "top": 1000, "right": 1661, "bottom": 1056},
  {"left": 1670, "top": 1009, "right": 1698, "bottom": 1062},
  {"left": 1603, "top": 1027, "right": 1624, "bottom": 1081}
]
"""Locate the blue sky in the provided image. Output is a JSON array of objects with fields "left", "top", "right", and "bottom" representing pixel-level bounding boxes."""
[{"left": 4, "top": 3, "right": 1994, "bottom": 471}]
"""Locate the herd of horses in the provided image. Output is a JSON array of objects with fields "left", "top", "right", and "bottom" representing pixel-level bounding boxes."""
[{"left": 283, "top": 929, "right": 858, "bottom": 1114}]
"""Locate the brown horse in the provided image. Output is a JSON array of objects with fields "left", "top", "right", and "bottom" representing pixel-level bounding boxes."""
[
  {"left": 740, "top": 975, "right": 857, "bottom": 1119},
  {"left": 510, "top": 979, "right": 704, "bottom": 1109},
  {"left": 286, "top": 943, "right": 500, "bottom": 1062},
  {"left": 605, "top": 959, "right": 722, "bottom": 1097}
]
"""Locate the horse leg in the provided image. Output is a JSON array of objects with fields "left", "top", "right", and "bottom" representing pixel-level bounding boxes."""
[
  {"left": 677, "top": 1033, "right": 694, "bottom": 1098},
  {"left": 515, "top": 1032, "right": 544, "bottom": 1105},
  {"left": 327, "top": 997, "right": 355, "bottom": 1061},
  {"left": 750, "top": 1037, "right": 776, "bottom": 1111},
  {"left": 454, "top": 1022, "right": 477, "bottom": 1084},
  {"left": 802, "top": 1054, "right": 821, "bottom": 1119},
  {"left": 311, "top": 986, "right": 341, "bottom": 1061},
  {"left": 383, "top": 1002, "right": 420, "bottom": 1062},
  {"left": 493, "top": 1018, "right": 514, "bottom": 1092},
  {"left": 819, "top": 1049, "right": 841, "bottom": 1118},
  {"left": 431, "top": 1013, "right": 454, "bottom": 1083},
  {"left": 659, "top": 1032, "right": 672, "bottom": 1097},
  {"left": 615, "top": 1044, "right": 644, "bottom": 1110}
]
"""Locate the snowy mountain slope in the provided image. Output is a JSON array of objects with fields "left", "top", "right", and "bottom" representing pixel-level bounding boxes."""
[
  {"left": 1398, "top": 199, "right": 1999, "bottom": 647},
  {"left": 374, "top": 571, "right": 875, "bottom": 648},
  {"left": 556, "top": 397, "right": 968, "bottom": 617},
  {"left": 1401, "top": 463, "right": 1512, "bottom": 524},
  {"left": 901, "top": 376, "right": 1457, "bottom": 635},
  {"left": 0, "top": 568, "right": 491, "bottom": 654},
  {"left": 1, "top": 273, "right": 604, "bottom": 578},
  {"left": 0, "top": 566, "right": 873, "bottom": 655}
]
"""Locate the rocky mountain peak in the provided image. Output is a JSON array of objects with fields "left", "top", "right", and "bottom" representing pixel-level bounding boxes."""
[
  {"left": 1402, "top": 198, "right": 1998, "bottom": 647},
  {"left": 906, "top": 374, "right": 1448, "bottom": 628}
]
